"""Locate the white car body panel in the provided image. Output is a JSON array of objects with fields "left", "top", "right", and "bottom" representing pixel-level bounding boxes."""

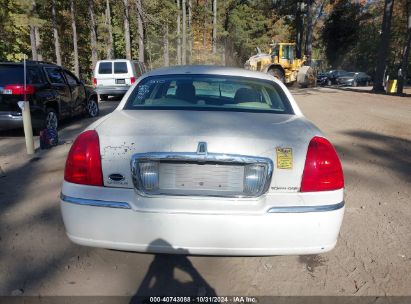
[{"left": 61, "top": 66, "right": 345, "bottom": 255}]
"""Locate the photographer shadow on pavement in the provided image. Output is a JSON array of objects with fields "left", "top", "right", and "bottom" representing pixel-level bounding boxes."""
[{"left": 130, "top": 239, "right": 217, "bottom": 303}]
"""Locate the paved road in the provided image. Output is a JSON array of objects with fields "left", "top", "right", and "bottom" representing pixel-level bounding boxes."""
[{"left": 0, "top": 89, "right": 410, "bottom": 298}]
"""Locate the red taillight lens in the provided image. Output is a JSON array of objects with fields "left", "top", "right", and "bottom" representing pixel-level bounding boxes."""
[
  {"left": 93, "top": 78, "right": 97, "bottom": 86},
  {"left": 64, "top": 130, "right": 103, "bottom": 186},
  {"left": 130, "top": 77, "right": 136, "bottom": 84},
  {"left": 300, "top": 136, "right": 344, "bottom": 192},
  {"left": 3, "top": 84, "right": 36, "bottom": 95}
]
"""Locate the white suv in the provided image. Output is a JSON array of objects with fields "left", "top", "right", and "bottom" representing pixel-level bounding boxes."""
[{"left": 93, "top": 59, "right": 146, "bottom": 100}]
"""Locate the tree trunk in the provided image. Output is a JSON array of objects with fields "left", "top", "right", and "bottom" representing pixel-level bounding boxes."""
[
  {"left": 304, "top": 0, "right": 316, "bottom": 63},
  {"left": 52, "top": 0, "right": 62, "bottom": 66},
  {"left": 136, "top": 0, "right": 144, "bottom": 62},
  {"left": 29, "top": 25, "right": 37, "bottom": 61},
  {"left": 123, "top": 0, "right": 131, "bottom": 60},
  {"left": 222, "top": 0, "right": 234, "bottom": 66},
  {"left": 106, "top": 0, "right": 114, "bottom": 59},
  {"left": 88, "top": 0, "right": 98, "bottom": 70},
  {"left": 34, "top": 26, "right": 42, "bottom": 61},
  {"left": 397, "top": 0, "right": 411, "bottom": 95},
  {"left": 188, "top": 0, "right": 192, "bottom": 63},
  {"left": 295, "top": 0, "right": 304, "bottom": 59},
  {"left": 212, "top": 0, "right": 217, "bottom": 54},
  {"left": 203, "top": 0, "right": 208, "bottom": 48},
  {"left": 373, "top": 0, "right": 395, "bottom": 92},
  {"left": 182, "top": 0, "right": 187, "bottom": 64},
  {"left": 70, "top": 0, "right": 80, "bottom": 77},
  {"left": 164, "top": 23, "right": 169, "bottom": 67},
  {"left": 177, "top": 0, "right": 182, "bottom": 65},
  {"left": 29, "top": 0, "right": 38, "bottom": 61}
]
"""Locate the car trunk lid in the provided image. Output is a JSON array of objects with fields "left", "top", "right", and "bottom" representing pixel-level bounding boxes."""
[{"left": 95, "top": 110, "right": 321, "bottom": 193}]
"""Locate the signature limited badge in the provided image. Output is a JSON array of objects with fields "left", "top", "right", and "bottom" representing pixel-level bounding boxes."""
[{"left": 276, "top": 147, "right": 293, "bottom": 169}]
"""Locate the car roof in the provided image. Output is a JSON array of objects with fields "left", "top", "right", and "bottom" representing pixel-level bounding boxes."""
[
  {"left": 141, "top": 65, "right": 280, "bottom": 82},
  {"left": 97, "top": 59, "right": 131, "bottom": 63},
  {"left": 0, "top": 61, "right": 60, "bottom": 68}
]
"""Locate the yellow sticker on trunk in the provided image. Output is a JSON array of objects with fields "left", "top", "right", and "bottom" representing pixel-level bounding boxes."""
[{"left": 276, "top": 147, "right": 293, "bottom": 169}]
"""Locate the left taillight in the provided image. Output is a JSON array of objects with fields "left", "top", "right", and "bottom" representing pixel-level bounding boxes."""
[
  {"left": 3, "top": 84, "right": 36, "bottom": 95},
  {"left": 93, "top": 77, "right": 97, "bottom": 86},
  {"left": 64, "top": 130, "right": 103, "bottom": 186}
]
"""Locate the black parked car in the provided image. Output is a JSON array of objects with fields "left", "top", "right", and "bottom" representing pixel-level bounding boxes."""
[
  {"left": 336, "top": 72, "right": 372, "bottom": 87},
  {"left": 0, "top": 61, "right": 99, "bottom": 132},
  {"left": 316, "top": 72, "right": 330, "bottom": 86},
  {"left": 317, "top": 70, "right": 347, "bottom": 86}
]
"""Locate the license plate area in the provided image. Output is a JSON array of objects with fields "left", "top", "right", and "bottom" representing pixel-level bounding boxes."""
[
  {"left": 115, "top": 79, "right": 125, "bottom": 84},
  {"left": 159, "top": 161, "right": 244, "bottom": 195},
  {"left": 131, "top": 152, "right": 273, "bottom": 198}
]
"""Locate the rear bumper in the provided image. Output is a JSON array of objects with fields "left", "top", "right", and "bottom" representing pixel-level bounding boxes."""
[
  {"left": 95, "top": 86, "right": 130, "bottom": 96},
  {"left": 337, "top": 81, "right": 354, "bottom": 86},
  {"left": 60, "top": 184, "right": 345, "bottom": 256},
  {"left": 0, "top": 112, "right": 23, "bottom": 130}
]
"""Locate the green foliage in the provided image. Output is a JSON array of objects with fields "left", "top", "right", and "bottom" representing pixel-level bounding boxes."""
[
  {"left": 0, "top": 0, "right": 409, "bottom": 80},
  {"left": 322, "top": 1, "right": 362, "bottom": 68},
  {"left": 226, "top": 3, "right": 272, "bottom": 64}
]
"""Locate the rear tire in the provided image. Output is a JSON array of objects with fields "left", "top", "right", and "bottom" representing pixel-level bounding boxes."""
[
  {"left": 45, "top": 108, "right": 58, "bottom": 130},
  {"left": 267, "top": 68, "right": 285, "bottom": 83},
  {"left": 86, "top": 98, "right": 99, "bottom": 118}
]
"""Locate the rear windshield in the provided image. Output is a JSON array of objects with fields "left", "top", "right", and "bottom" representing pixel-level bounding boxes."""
[
  {"left": 114, "top": 62, "right": 128, "bottom": 74},
  {"left": 98, "top": 62, "right": 112, "bottom": 74},
  {"left": 125, "top": 75, "right": 293, "bottom": 114},
  {"left": 0, "top": 65, "right": 43, "bottom": 85},
  {"left": 0, "top": 66, "right": 24, "bottom": 85}
]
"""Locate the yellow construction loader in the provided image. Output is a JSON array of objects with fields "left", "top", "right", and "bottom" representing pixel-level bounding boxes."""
[{"left": 244, "top": 42, "right": 316, "bottom": 87}]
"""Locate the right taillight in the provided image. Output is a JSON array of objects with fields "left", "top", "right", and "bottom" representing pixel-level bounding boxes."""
[
  {"left": 64, "top": 130, "right": 103, "bottom": 186},
  {"left": 300, "top": 136, "right": 344, "bottom": 192},
  {"left": 3, "top": 84, "right": 36, "bottom": 95}
]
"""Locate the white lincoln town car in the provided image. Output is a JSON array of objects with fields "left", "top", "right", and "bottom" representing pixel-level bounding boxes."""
[{"left": 60, "top": 65, "right": 345, "bottom": 256}]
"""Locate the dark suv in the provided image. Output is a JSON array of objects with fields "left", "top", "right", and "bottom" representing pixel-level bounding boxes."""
[{"left": 0, "top": 61, "right": 99, "bottom": 131}]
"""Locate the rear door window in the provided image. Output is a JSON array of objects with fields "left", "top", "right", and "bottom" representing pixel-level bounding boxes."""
[
  {"left": 45, "top": 67, "right": 66, "bottom": 84},
  {"left": 64, "top": 71, "right": 79, "bottom": 86},
  {"left": 114, "top": 62, "right": 128, "bottom": 74},
  {"left": 98, "top": 62, "right": 112, "bottom": 74},
  {"left": 28, "top": 67, "right": 44, "bottom": 84}
]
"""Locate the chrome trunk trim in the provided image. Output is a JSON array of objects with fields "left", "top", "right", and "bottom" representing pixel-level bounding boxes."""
[
  {"left": 267, "top": 201, "right": 345, "bottom": 213},
  {"left": 60, "top": 193, "right": 131, "bottom": 209}
]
